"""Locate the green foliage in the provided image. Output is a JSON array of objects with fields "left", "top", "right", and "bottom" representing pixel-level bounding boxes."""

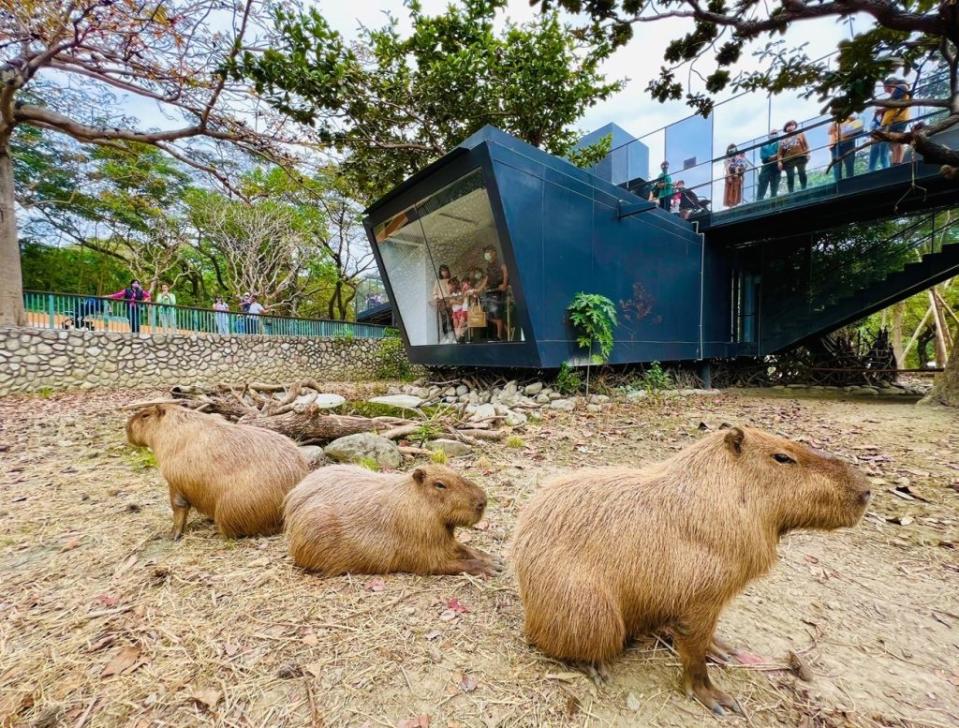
[
  {"left": 505, "top": 434, "right": 525, "bottom": 448},
  {"left": 20, "top": 242, "right": 129, "bottom": 296},
  {"left": 567, "top": 134, "right": 612, "bottom": 169},
  {"left": 554, "top": 361, "right": 583, "bottom": 395},
  {"left": 34, "top": 386, "right": 55, "bottom": 399},
  {"left": 124, "top": 447, "right": 158, "bottom": 471},
  {"left": 357, "top": 457, "right": 380, "bottom": 472},
  {"left": 384, "top": 327, "right": 402, "bottom": 338},
  {"left": 413, "top": 422, "right": 443, "bottom": 446},
  {"left": 638, "top": 361, "right": 671, "bottom": 394},
  {"left": 567, "top": 292, "right": 618, "bottom": 363},
  {"left": 374, "top": 336, "right": 415, "bottom": 381},
  {"left": 430, "top": 448, "right": 449, "bottom": 464},
  {"left": 235, "top": 0, "right": 622, "bottom": 202}
]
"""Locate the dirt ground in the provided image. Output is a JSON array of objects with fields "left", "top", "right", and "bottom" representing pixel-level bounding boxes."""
[{"left": 1, "top": 387, "right": 957, "bottom": 728}]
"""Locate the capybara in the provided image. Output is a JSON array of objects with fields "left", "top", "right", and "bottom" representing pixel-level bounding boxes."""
[
  {"left": 511, "top": 426, "right": 871, "bottom": 715},
  {"left": 284, "top": 464, "right": 495, "bottom": 577},
  {"left": 126, "top": 404, "right": 309, "bottom": 539}
]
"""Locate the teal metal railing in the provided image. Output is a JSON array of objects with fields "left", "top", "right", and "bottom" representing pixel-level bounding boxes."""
[{"left": 22, "top": 291, "right": 389, "bottom": 339}]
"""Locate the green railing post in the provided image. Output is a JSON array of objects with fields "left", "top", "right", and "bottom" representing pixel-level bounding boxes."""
[{"left": 47, "top": 294, "right": 55, "bottom": 329}]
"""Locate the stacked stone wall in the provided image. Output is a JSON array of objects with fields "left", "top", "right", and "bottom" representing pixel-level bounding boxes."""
[{"left": 0, "top": 327, "right": 399, "bottom": 396}]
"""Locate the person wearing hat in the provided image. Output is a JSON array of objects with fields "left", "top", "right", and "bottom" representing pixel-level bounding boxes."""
[
  {"left": 779, "top": 120, "right": 810, "bottom": 192},
  {"left": 881, "top": 76, "right": 911, "bottom": 165},
  {"left": 650, "top": 161, "right": 673, "bottom": 210},
  {"left": 757, "top": 129, "right": 781, "bottom": 201},
  {"left": 723, "top": 144, "right": 749, "bottom": 208}
]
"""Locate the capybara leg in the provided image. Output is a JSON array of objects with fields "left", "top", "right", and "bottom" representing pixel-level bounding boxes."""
[
  {"left": 586, "top": 662, "right": 610, "bottom": 685},
  {"left": 707, "top": 634, "right": 736, "bottom": 664},
  {"left": 435, "top": 558, "right": 496, "bottom": 578},
  {"left": 675, "top": 619, "right": 744, "bottom": 717},
  {"left": 457, "top": 544, "right": 502, "bottom": 571},
  {"left": 170, "top": 492, "right": 190, "bottom": 540}
]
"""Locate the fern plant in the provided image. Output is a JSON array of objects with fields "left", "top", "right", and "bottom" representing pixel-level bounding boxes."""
[{"left": 567, "top": 292, "right": 618, "bottom": 393}]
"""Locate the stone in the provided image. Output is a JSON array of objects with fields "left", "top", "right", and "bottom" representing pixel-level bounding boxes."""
[
  {"left": 443, "top": 387, "right": 457, "bottom": 397},
  {"left": 471, "top": 403, "right": 497, "bottom": 421},
  {"left": 368, "top": 394, "right": 424, "bottom": 411},
  {"left": 589, "top": 394, "right": 610, "bottom": 404},
  {"left": 425, "top": 439, "right": 471, "bottom": 457},
  {"left": 587, "top": 404, "right": 602, "bottom": 413},
  {"left": 535, "top": 393, "right": 550, "bottom": 404},
  {"left": 313, "top": 393, "right": 346, "bottom": 409},
  {"left": 625, "top": 390, "right": 648, "bottom": 399},
  {"left": 547, "top": 391, "right": 562, "bottom": 401},
  {"left": 324, "top": 433, "right": 402, "bottom": 469},
  {"left": 503, "top": 381, "right": 518, "bottom": 395},
  {"left": 504, "top": 410, "right": 528, "bottom": 427},
  {"left": 455, "top": 385, "right": 469, "bottom": 396},
  {"left": 299, "top": 445, "right": 327, "bottom": 470},
  {"left": 549, "top": 398, "right": 576, "bottom": 412},
  {"left": 523, "top": 382, "right": 544, "bottom": 395}
]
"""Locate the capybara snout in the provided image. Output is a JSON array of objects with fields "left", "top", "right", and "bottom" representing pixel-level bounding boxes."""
[{"left": 414, "top": 465, "right": 486, "bottom": 527}]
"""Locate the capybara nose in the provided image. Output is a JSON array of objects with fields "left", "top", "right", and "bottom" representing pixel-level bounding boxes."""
[
  {"left": 859, "top": 490, "right": 872, "bottom": 505},
  {"left": 475, "top": 497, "right": 487, "bottom": 512}
]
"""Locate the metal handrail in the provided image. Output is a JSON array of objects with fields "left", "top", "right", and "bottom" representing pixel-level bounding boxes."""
[{"left": 21, "top": 290, "right": 389, "bottom": 339}]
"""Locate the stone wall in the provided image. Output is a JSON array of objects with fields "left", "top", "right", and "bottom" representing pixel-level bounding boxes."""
[{"left": 0, "top": 326, "right": 402, "bottom": 396}]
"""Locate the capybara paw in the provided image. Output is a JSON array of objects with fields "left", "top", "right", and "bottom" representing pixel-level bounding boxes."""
[
  {"left": 462, "top": 559, "right": 497, "bottom": 578},
  {"left": 586, "top": 662, "right": 610, "bottom": 684},
  {"left": 689, "top": 683, "right": 743, "bottom": 717}
]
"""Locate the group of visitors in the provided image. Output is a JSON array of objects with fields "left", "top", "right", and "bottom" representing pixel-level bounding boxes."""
[
  {"left": 648, "top": 76, "right": 920, "bottom": 213},
  {"left": 430, "top": 245, "right": 511, "bottom": 344},
  {"left": 102, "top": 280, "right": 269, "bottom": 335}
]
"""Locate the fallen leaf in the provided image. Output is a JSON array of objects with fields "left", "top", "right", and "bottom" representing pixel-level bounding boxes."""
[
  {"left": 731, "top": 650, "right": 768, "bottom": 666},
  {"left": 365, "top": 577, "right": 386, "bottom": 592},
  {"left": 438, "top": 610, "right": 458, "bottom": 622},
  {"left": 425, "top": 630, "right": 442, "bottom": 641},
  {"left": 60, "top": 537, "right": 80, "bottom": 552},
  {"left": 94, "top": 594, "right": 120, "bottom": 608},
  {"left": 397, "top": 716, "right": 430, "bottom": 728},
  {"left": 190, "top": 688, "right": 221, "bottom": 710},
  {"left": 458, "top": 673, "right": 478, "bottom": 693},
  {"left": 626, "top": 692, "right": 642, "bottom": 711},
  {"left": 101, "top": 645, "right": 141, "bottom": 678},
  {"left": 304, "top": 662, "right": 324, "bottom": 678},
  {"left": 445, "top": 597, "right": 469, "bottom": 613}
]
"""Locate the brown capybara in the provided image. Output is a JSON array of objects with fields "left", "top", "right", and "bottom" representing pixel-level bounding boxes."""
[
  {"left": 511, "top": 426, "right": 871, "bottom": 715},
  {"left": 283, "top": 464, "right": 495, "bottom": 577},
  {"left": 126, "top": 404, "right": 309, "bottom": 539}
]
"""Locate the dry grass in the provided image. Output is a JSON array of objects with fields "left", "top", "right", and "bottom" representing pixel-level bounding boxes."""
[{"left": 1, "top": 386, "right": 957, "bottom": 727}]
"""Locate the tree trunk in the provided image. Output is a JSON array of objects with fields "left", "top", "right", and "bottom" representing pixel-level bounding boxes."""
[
  {"left": 890, "top": 301, "right": 905, "bottom": 368},
  {"left": 921, "top": 338, "right": 959, "bottom": 406},
  {"left": 0, "top": 143, "right": 25, "bottom": 326},
  {"left": 928, "top": 287, "right": 950, "bottom": 366}
]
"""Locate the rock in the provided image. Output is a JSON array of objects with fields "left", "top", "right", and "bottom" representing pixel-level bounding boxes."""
[
  {"left": 589, "top": 394, "right": 610, "bottom": 404},
  {"left": 549, "top": 398, "right": 576, "bottom": 412},
  {"left": 425, "top": 439, "right": 471, "bottom": 457},
  {"left": 313, "top": 393, "right": 346, "bottom": 409},
  {"left": 535, "top": 393, "right": 550, "bottom": 404},
  {"left": 455, "top": 385, "right": 468, "bottom": 396},
  {"left": 586, "top": 404, "right": 602, "bottom": 413},
  {"left": 523, "top": 382, "right": 544, "bottom": 395},
  {"left": 368, "top": 394, "right": 424, "bottom": 411},
  {"left": 324, "top": 433, "right": 402, "bottom": 469},
  {"left": 504, "top": 410, "right": 528, "bottom": 427},
  {"left": 786, "top": 383, "right": 807, "bottom": 389},
  {"left": 625, "top": 390, "right": 647, "bottom": 399},
  {"left": 503, "top": 381, "right": 518, "bottom": 395},
  {"left": 676, "top": 388, "right": 721, "bottom": 396},
  {"left": 471, "top": 403, "right": 497, "bottom": 421},
  {"left": 299, "top": 445, "right": 327, "bottom": 470},
  {"left": 444, "top": 387, "right": 457, "bottom": 397},
  {"left": 547, "top": 392, "right": 562, "bottom": 401}
]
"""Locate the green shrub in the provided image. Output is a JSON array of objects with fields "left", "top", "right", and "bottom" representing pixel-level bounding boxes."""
[
  {"left": 505, "top": 435, "right": 525, "bottom": 448},
  {"left": 413, "top": 421, "right": 443, "bottom": 445},
  {"left": 373, "top": 336, "right": 414, "bottom": 380},
  {"left": 357, "top": 456, "right": 380, "bottom": 471},
  {"left": 554, "top": 362, "right": 583, "bottom": 395},
  {"left": 430, "top": 448, "right": 448, "bottom": 464},
  {"left": 567, "top": 292, "right": 618, "bottom": 393}
]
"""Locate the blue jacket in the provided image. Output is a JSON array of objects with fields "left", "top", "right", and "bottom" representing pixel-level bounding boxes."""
[{"left": 760, "top": 141, "right": 779, "bottom": 164}]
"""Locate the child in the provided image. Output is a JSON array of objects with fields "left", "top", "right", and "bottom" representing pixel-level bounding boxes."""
[{"left": 450, "top": 278, "right": 470, "bottom": 342}]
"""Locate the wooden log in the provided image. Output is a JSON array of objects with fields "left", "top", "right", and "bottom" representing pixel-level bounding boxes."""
[{"left": 237, "top": 405, "right": 376, "bottom": 444}]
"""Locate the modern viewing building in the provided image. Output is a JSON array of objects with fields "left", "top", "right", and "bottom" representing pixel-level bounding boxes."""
[{"left": 364, "top": 110, "right": 959, "bottom": 370}]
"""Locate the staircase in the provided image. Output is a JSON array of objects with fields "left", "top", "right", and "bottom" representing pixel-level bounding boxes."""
[{"left": 759, "top": 217, "right": 959, "bottom": 354}]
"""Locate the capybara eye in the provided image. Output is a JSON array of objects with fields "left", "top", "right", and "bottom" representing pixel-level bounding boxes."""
[
  {"left": 434, "top": 482, "right": 447, "bottom": 490},
  {"left": 772, "top": 453, "right": 796, "bottom": 464}
]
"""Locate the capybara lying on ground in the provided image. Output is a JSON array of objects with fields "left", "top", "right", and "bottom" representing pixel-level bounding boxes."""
[
  {"left": 284, "top": 464, "right": 495, "bottom": 577},
  {"left": 126, "top": 404, "right": 309, "bottom": 539},
  {"left": 511, "top": 426, "right": 871, "bottom": 715}
]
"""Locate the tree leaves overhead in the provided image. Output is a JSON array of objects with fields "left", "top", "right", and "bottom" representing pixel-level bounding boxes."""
[{"left": 235, "top": 0, "right": 623, "bottom": 202}]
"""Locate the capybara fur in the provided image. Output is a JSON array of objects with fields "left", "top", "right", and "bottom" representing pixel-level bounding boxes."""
[
  {"left": 126, "top": 404, "right": 309, "bottom": 539},
  {"left": 511, "top": 426, "right": 871, "bottom": 715},
  {"left": 284, "top": 464, "right": 494, "bottom": 577}
]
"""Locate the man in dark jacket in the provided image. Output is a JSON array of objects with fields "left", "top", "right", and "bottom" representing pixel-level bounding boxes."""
[{"left": 108, "top": 279, "right": 150, "bottom": 333}]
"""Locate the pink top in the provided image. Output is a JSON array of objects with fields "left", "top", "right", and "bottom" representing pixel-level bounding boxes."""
[{"left": 108, "top": 288, "right": 151, "bottom": 302}]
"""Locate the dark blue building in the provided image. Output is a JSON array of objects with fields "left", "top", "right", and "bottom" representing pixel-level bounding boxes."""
[{"left": 364, "top": 124, "right": 959, "bottom": 369}]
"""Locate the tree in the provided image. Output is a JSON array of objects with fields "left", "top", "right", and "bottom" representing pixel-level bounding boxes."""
[
  {"left": 537, "top": 1, "right": 959, "bottom": 174},
  {"left": 1, "top": 0, "right": 305, "bottom": 326},
  {"left": 235, "top": 0, "right": 622, "bottom": 201}
]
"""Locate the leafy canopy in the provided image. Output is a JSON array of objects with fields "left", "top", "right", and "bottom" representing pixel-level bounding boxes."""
[{"left": 235, "top": 0, "right": 623, "bottom": 201}]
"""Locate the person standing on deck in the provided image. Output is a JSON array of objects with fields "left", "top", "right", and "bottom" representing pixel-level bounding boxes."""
[
  {"left": 107, "top": 279, "right": 150, "bottom": 334},
  {"left": 757, "top": 130, "right": 781, "bottom": 201}
]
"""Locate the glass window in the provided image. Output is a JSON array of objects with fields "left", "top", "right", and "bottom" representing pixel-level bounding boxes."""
[{"left": 374, "top": 170, "right": 524, "bottom": 346}]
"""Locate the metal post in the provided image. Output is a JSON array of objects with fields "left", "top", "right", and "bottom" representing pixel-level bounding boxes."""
[{"left": 47, "top": 294, "right": 55, "bottom": 329}]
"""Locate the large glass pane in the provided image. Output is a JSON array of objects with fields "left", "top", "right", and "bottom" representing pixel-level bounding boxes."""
[{"left": 374, "top": 170, "right": 524, "bottom": 346}]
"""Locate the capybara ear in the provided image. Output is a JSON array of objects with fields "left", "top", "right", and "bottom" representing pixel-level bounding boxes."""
[
  {"left": 724, "top": 427, "right": 745, "bottom": 455},
  {"left": 412, "top": 467, "right": 426, "bottom": 485}
]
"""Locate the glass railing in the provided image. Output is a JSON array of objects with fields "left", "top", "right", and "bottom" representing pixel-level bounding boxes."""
[
  {"left": 605, "top": 69, "right": 949, "bottom": 221},
  {"left": 22, "top": 291, "right": 389, "bottom": 339},
  {"left": 758, "top": 209, "right": 959, "bottom": 346}
]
